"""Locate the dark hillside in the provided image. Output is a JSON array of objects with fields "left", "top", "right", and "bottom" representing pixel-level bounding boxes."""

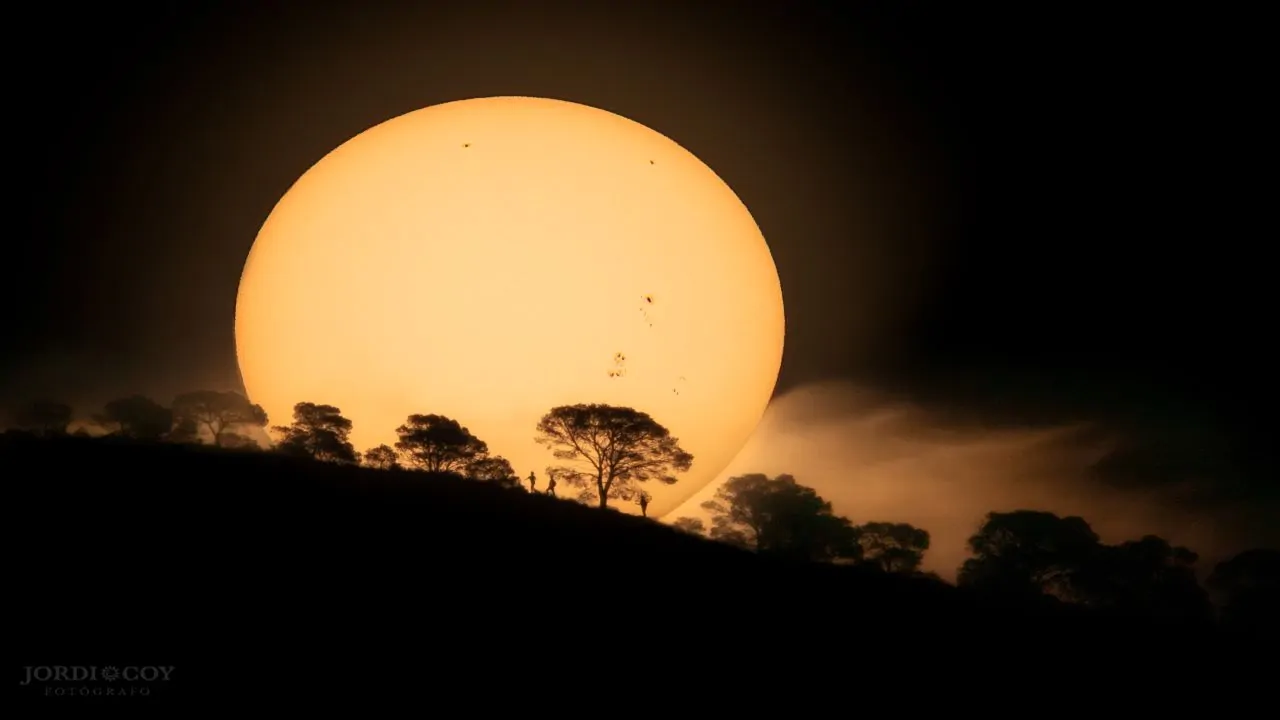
[{"left": 7, "top": 433, "right": 1256, "bottom": 707}]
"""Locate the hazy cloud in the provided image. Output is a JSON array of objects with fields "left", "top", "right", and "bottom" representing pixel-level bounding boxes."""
[{"left": 668, "top": 380, "right": 1253, "bottom": 580}]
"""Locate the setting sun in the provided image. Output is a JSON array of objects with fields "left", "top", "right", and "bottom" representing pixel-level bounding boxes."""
[{"left": 234, "top": 96, "right": 785, "bottom": 517}]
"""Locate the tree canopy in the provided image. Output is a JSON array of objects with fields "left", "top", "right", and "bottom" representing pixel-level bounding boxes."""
[
  {"left": 171, "top": 391, "right": 267, "bottom": 447},
  {"left": 1073, "top": 534, "right": 1210, "bottom": 620},
  {"left": 534, "top": 403, "right": 692, "bottom": 509},
  {"left": 273, "top": 402, "right": 358, "bottom": 464},
  {"left": 362, "top": 444, "right": 400, "bottom": 470},
  {"left": 957, "top": 510, "right": 1101, "bottom": 600},
  {"left": 856, "top": 522, "right": 931, "bottom": 574},
  {"left": 96, "top": 395, "right": 173, "bottom": 440},
  {"left": 701, "top": 474, "right": 860, "bottom": 563},
  {"left": 957, "top": 510, "right": 1211, "bottom": 620},
  {"left": 394, "top": 414, "right": 489, "bottom": 473}
]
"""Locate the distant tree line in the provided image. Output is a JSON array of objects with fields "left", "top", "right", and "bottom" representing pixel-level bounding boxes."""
[
  {"left": 5, "top": 393, "right": 1276, "bottom": 634},
  {"left": 12, "top": 393, "right": 270, "bottom": 447},
  {"left": 5, "top": 395, "right": 693, "bottom": 510},
  {"left": 671, "top": 476, "right": 1277, "bottom": 633}
]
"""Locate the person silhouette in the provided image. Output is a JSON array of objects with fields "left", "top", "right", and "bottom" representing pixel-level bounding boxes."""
[
  {"left": 638, "top": 492, "right": 651, "bottom": 517},
  {"left": 546, "top": 473, "right": 557, "bottom": 497},
  {"left": 527, "top": 471, "right": 537, "bottom": 493}
]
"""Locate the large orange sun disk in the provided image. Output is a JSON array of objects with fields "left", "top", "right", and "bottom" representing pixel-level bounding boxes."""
[{"left": 235, "top": 96, "right": 785, "bottom": 517}]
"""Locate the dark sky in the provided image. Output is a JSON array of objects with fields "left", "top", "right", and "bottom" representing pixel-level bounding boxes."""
[{"left": 7, "top": 2, "right": 1274, "bottom": 541}]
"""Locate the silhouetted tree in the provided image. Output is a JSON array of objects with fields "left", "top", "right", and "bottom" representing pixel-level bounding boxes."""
[
  {"left": 363, "top": 445, "right": 401, "bottom": 470},
  {"left": 671, "top": 517, "right": 706, "bottom": 535},
  {"left": 1073, "top": 535, "right": 1212, "bottom": 621},
  {"left": 957, "top": 510, "right": 1101, "bottom": 601},
  {"left": 702, "top": 474, "right": 769, "bottom": 550},
  {"left": 167, "top": 418, "right": 200, "bottom": 444},
  {"left": 272, "top": 402, "right": 358, "bottom": 464},
  {"left": 394, "top": 414, "right": 488, "bottom": 473},
  {"left": 534, "top": 404, "right": 693, "bottom": 509},
  {"left": 95, "top": 395, "right": 173, "bottom": 440},
  {"left": 960, "top": 511, "right": 1217, "bottom": 617},
  {"left": 701, "top": 473, "right": 859, "bottom": 563},
  {"left": 171, "top": 391, "right": 267, "bottom": 447},
  {"left": 13, "top": 400, "right": 72, "bottom": 436},
  {"left": 465, "top": 455, "right": 521, "bottom": 488},
  {"left": 636, "top": 490, "right": 652, "bottom": 517},
  {"left": 856, "top": 522, "right": 931, "bottom": 573},
  {"left": 1207, "top": 548, "right": 1280, "bottom": 634}
]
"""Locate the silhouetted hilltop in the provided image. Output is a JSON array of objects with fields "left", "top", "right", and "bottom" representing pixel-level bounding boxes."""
[{"left": 8, "top": 433, "right": 1260, "bottom": 707}]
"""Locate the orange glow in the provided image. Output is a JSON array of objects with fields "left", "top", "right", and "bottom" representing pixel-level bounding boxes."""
[{"left": 235, "top": 97, "right": 785, "bottom": 516}]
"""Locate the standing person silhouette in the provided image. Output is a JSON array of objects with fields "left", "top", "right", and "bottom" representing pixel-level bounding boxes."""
[
  {"left": 527, "top": 471, "right": 537, "bottom": 493},
  {"left": 546, "top": 472, "right": 557, "bottom": 497},
  {"left": 637, "top": 492, "right": 651, "bottom": 517}
]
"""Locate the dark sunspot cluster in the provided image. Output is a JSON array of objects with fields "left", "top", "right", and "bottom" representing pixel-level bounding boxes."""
[{"left": 608, "top": 351, "right": 627, "bottom": 378}]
